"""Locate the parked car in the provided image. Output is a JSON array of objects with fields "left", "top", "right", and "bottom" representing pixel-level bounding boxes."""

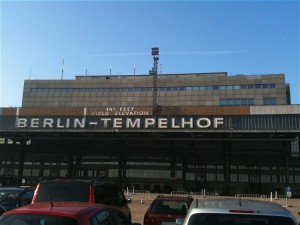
[
  {"left": 0, "top": 186, "right": 34, "bottom": 215},
  {"left": 176, "top": 198, "right": 299, "bottom": 225},
  {"left": 144, "top": 195, "right": 193, "bottom": 225},
  {"left": 0, "top": 202, "right": 140, "bottom": 225},
  {"left": 32, "top": 179, "right": 132, "bottom": 220}
]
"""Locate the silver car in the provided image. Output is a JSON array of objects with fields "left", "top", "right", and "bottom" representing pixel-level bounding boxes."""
[{"left": 176, "top": 198, "right": 299, "bottom": 225}]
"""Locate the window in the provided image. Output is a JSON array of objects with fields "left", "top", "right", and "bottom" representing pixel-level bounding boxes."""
[
  {"left": 227, "top": 98, "right": 234, "bottom": 105},
  {"left": 263, "top": 97, "right": 277, "bottom": 105},
  {"left": 248, "top": 98, "right": 255, "bottom": 105},
  {"left": 255, "top": 84, "right": 262, "bottom": 89},
  {"left": 93, "top": 210, "right": 114, "bottom": 225},
  {"left": 234, "top": 98, "right": 241, "bottom": 105},
  {"left": 241, "top": 98, "right": 248, "bottom": 105},
  {"left": 110, "top": 210, "right": 131, "bottom": 225},
  {"left": 220, "top": 99, "right": 226, "bottom": 106},
  {"left": 263, "top": 84, "right": 269, "bottom": 89}
]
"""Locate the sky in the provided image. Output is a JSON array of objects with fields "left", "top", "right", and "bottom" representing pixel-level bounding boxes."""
[{"left": 0, "top": 0, "right": 299, "bottom": 107}]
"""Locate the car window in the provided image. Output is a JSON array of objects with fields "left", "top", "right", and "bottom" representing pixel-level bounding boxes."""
[
  {"left": 0, "top": 190, "right": 22, "bottom": 206},
  {"left": 0, "top": 214, "right": 78, "bottom": 225},
  {"left": 94, "top": 184, "right": 126, "bottom": 205},
  {"left": 35, "top": 183, "right": 90, "bottom": 202},
  {"left": 151, "top": 200, "right": 189, "bottom": 214},
  {"left": 110, "top": 210, "right": 132, "bottom": 225},
  {"left": 0, "top": 206, "right": 6, "bottom": 215},
  {"left": 92, "top": 210, "right": 114, "bottom": 225},
  {"left": 20, "top": 191, "right": 33, "bottom": 206},
  {"left": 187, "top": 213, "right": 296, "bottom": 225},
  {"left": 92, "top": 209, "right": 131, "bottom": 225}
]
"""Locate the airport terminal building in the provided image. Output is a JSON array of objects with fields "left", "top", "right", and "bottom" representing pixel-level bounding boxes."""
[{"left": 0, "top": 70, "right": 299, "bottom": 195}]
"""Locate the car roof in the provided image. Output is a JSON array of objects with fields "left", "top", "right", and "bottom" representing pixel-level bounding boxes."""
[
  {"left": 0, "top": 186, "right": 34, "bottom": 191},
  {"left": 191, "top": 198, "right": 286, "bottom": 210},
  {"left": 188, "top": 198, "right": 295, "bottom": 217},
  {"left": 39, "top": 179, "right": 91, "bottom": 184},
  {"left": 154, "top": 195, "right": 193, "bottom": 201},
  {"left": 4, "top": 202, "right": 110, "bottom": 217},
  {"left": 39, "top": 179, "right": 117, "bottom": 186}
]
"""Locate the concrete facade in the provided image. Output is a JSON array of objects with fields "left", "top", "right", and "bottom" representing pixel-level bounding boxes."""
[{"left": 22, "top": 73, "right": 290, "bottom": 108}]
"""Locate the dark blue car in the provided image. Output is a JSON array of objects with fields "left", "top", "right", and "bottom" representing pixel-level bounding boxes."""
[{"left": 0, "top": 187, "right": 34, "bottom": 215}]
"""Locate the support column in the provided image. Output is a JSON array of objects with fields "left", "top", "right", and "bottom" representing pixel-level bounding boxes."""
[
  {"left": 118, "top": 140, "right": 125, "bottom": 187},
  {"left": 17, "top": 147, "right": 26, "bottom": 186},
  {"left": 283, "top": 141, "right": 290, "bottom": 185},
  {"left": 170, "top": 141, "right": 175, "bottom": 178},
  {"left": 223, "top": 141, "right": 231, "bottom": 195},
  {"left": 182, "top": 147, "right": 186, "bottom": 189},
  {"left": 68, "top": 149, "right": 74, "bottom": 178},
  {"left": 74, "top": 152, "right": 82, "bottom": 177}
]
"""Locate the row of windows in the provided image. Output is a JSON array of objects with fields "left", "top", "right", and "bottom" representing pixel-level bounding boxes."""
[
  {"left": 219, "top": 97, "right": 277, "bottom": 106},
  {"left": 3, "top": 167, "right": 300, "bottom": 185},
  {"left": 220, "top": 98, "right": 255, "bottom": 106},
  {"left": 8, "top": 168, "right": 300, "bottom": 183},
  {"left": 185, "top": 172, "right": 300, "bottom": 183},
  {"left": 2, "top": 161, "right": 299, "bottom": 171},
  {"left": 263, "top": 97, "right": 277, "bottom": 105},
  {"left": 30, "top": 83, "right": 276, "bottom": 93}
]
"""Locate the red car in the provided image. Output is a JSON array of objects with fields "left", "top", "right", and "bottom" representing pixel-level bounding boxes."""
[
  {"left": 143, "top": 195, "right": 193, "bottom": 225},
  {"left": 32, "top": 179, "right": 132, "bottom": 221},
  {"left": 0, "top": 202, "right": 138, "bottom": 225}
]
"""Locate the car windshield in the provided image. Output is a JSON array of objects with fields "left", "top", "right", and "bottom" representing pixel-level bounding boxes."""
[
  {"left": 187, "top": 213, "right": 296, "bottom": 225},
  {"left": 35, "top": 182, "right": 90, "bottom": 202},
  {"left": 0, "top": 214, "right": 78, "bottom": 225},
  {"left": 0, "top": 190, "right": 21, "bottom": 206},
  {"left": 151, "top": 200, "right": 189, "bottom": 214},
  {"left": 94, "top": 183, "right": 126, "bottom": 205}
]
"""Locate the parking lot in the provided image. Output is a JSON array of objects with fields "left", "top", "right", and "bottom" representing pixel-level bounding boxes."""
[{"left": 128, "top": 194, "right": 300, "bottom": 224}]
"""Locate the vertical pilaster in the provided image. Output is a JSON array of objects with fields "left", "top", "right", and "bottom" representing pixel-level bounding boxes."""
[
  {"left": 170, "top": 141, "right": 175, "bottom": 178},
  {"left": 17, "top": 147, "right": 25, "bottom": 186},
  {"left": 68, "top": 149, "right": 74, "bottom": 178},
  {"left": 223, "top": 140, "right": 231, "bottom": 195},
  {"left": 283, "top": 141, "right": 289, "bottom": 185},
  {"left": 118, "top": 140, "right": 125, "bottom": 187}
]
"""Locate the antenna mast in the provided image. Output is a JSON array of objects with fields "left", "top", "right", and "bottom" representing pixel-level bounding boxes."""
[{"left": 151, "top": 47, "right": 159, "bottom": 117}]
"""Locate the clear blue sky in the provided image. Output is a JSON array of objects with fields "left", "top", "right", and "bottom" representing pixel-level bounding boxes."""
[{"left": 1, "top": 0, "right": 299, "bottom": 107}]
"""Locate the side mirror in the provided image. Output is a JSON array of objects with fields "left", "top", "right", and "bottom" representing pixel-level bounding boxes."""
[
  {"left": 0, "top": 206, "right": 6, "bottom": 216},
  {"left": 127, "top": 198, "right": 132, "bottom": 203},
  {"left": 176, "top": 218, "right": 184, "bottom": 225}
]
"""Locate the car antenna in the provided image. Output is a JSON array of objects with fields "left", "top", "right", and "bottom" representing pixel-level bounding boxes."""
[{"left": 46, "top": 184, "right": 54, "bottom": 208}]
